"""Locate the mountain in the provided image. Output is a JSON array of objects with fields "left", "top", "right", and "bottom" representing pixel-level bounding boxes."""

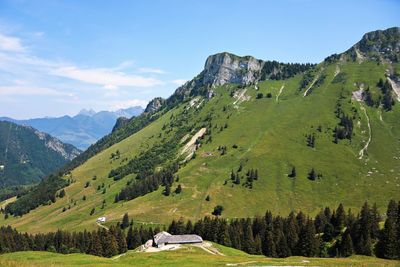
[
  {"left": 0, "top": 121, "right": 80, "bottom": 190},
  {"left": 0, "top": 106, "right": 144, "bottom": 150},
  {"left": 1, "top": 27, "right": 399, "bottom": 233}
]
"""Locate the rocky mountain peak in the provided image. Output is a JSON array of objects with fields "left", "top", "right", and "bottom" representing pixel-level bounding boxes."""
[
  {"left": 145, "top": 97, "right": 166, "bottom": 113},
  {"left": 203, "top": 52, "right": 264, "bottom": 87},
  {"left": 345, "top": 27, "right": 400, "bottom": 62}
]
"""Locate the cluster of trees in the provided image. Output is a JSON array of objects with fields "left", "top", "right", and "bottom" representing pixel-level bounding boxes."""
[
  {"left": 167, "top": 200, "right": 400, "bottom": 259},
  {"left": 0, "top": 225, "right": 127, "bottom": 257},
  {"left": 4, "top": 174, "right": 68, "bottom": 216},
  {"left": 307, "top": 168, "right": 322, "bottom": 181},
  {"left": 260, "top": 61, "right": 315, "bottom": 81},
  {"left": 299, "top": 70, "right": 315, "bottom": 90},
  {"left": 306, "top": 134, "right": 316, "bottom": 148},
  {"left": 114, "top": 163, "right": 178, "bottom": 202},
  {"left": 228, "top": 167, "right": 259, "bottom": 188},
  {"left": 333, "top": 101, "right": 353, "bottom": 144},
  {"left": 362, "top": 79, "right": 395, "bottom": 111},
  {"left": 256, "top": 93, "right": 273, "bottom": 99},
  {"left": 377, "top": 78, "right": 396, "bottom": 111}
]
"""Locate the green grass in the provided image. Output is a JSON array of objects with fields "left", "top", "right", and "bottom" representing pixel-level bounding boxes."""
[
  {"left": 0, "top": 247, "right": 399, "bottom": 267},
  {"left": 1, "top": 60, "right": 399, "bottom": 233}
]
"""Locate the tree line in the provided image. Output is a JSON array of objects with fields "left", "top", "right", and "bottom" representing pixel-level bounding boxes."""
[{"left": 2, "top": 199, "right": 399, "bottom": 260}]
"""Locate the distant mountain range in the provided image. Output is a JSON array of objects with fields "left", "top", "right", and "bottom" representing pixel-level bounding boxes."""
[
  {"left": 0, "top": 120, "right": 80, "bottom": 190},
  {"left": 0, "top": 106, "right": 144, "bottom": 150}
]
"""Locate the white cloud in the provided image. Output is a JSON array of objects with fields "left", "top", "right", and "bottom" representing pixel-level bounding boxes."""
[
  {"left": 138, "top": 67, "right": 165, "bottom": 74},
  {"left": 110, "top": 99, "right": 149, "bottom": 109},
  {"left": 53, "top": 66, "right": 164, "bottom": 88},
  {"left": 171, "top": 79, "right": 187, "bottom": 86},
  {"left": 0, "top": 33, "right": 26, "bottom": 52},
  {"left": 0, "top": 85, "right": 74, "bottom": 97}
]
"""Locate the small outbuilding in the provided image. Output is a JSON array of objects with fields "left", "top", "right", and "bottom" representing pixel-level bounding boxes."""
[
  {"left": 153, "top": 231, "right": 203, "bottom": 248},
  {"left": 96, "top": 217, "right": 106, "bottom": 223}
]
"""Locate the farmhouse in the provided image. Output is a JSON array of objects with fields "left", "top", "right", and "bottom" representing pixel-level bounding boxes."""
[{"left": 153, "top": 231, "right": 203, "bottom": 248}]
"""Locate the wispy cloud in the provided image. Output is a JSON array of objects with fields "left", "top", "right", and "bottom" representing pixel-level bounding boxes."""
[
  {"left": 138, "top": 67, "right": 165, "bottom": 74},
  {"left": 0, "top": 33, "right": 26, "bottom": 52},
  {"left": 53, "top": 66, "right": 164, "bottom": 88},
  {"left": 0, "top": 85, "right": 74, "bottom": 96}
]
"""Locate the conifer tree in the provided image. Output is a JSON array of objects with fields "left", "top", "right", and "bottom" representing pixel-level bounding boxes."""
[
  {"left": 121, "top": 213, "right": 130, "bottom": 229},
  {"left": 339, "top": 229, "right": 354, "bottom": 257},
  {"left": 376, "top": 200, "right": 398, "bottom": 259},
  {"left": 262, "top": 230, "right": 277, "bottom": 257}
]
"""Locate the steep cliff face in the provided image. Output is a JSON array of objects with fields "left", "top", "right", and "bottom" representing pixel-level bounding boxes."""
[
  {"left": 345, "top": 27, "right": 400, "bottom": 62},
  {"left": 203, "top": 52, "right": 264, "bottom": 86},
  {"left": 144, "top": 97, "right": 166, "bottom": 113},
  {"left": 170, "top": 52, "right": 314, "bottom": 104}
]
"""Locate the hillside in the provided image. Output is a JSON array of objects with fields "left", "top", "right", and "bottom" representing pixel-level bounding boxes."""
[
  {"left": 0, "top": 106, "right": 143, "bottom": 150},
  {"left": 0, "top": 245, "right": 398, "bottom": 267},
  {"left": 0, "top": 121, "right": 80, "bottom": 196},
  {"left": 1, "top": 27, "right": 399, "bottom": 233}
]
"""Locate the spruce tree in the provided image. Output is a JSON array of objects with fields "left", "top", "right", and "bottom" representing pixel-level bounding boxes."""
[
  {"left": 262, "top": 230, "right": 277, "bottom": 257},
  {"left": 339, "top": 229, "right": 354, "bottom": 257},
  {"left": 121, "top": 213, "right": 130, "bottom": 229}
]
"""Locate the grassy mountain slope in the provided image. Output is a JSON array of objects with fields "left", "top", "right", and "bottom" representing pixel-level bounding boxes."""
[
  {"left": 2, "top": 60, "right": 399, "bottom": 233},
  {"left": 1, "top": 28, "right": 399, "bottom": 233},
  {"left": 0, "top": 245, "right": 398, "bottom": 267}
]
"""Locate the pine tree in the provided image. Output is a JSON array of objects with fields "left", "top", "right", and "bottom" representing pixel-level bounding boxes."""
[
  {"left": 339, "top": 229, "right": 354, "bottom": 257},
  {"left": 175, "top": 184, "right": 182, "bottom": 194},
  {"left": 308, "top": 168, "right": 316, "bottom": 181},
  {"left": 164, "top": 184, "right": 171, "bottom": 196},
  {"left": 288, "top": 166, "right": 296, "bottom": 178},
  {"left": 376, "top": 200, "right": 398, "bottom": 259},
  {"left": 297, "top": 219, "right": 318, "bottom": 257},
  {"left": 333, "top": 203, "right": 346, "bottom": 235},
  {"left": 262, "top": 230, "right": 277, "bottom": 257},
  {"left": 121, "top": 213, "right": 130, "bottom": 229}
]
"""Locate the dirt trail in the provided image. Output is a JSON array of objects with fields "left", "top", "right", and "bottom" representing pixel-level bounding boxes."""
[
  {"left": 275, "top": 84, "right": 285, "bottom": 102},
  {"left": 358, "top": 104, "right": 371, "bottom": 159},
  {"left": 96, "top": 222, "right": 109, "bottom": 230},
  {"left": 192, "top": 242, "right": 225, "bottom": 256},
  {"left": 303, "top": 68, "right": 324, "bottom": 97}
]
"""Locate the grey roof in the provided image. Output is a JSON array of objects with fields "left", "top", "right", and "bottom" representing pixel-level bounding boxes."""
[{"left": 156, "top": 233, "right": 203, "bottom": 245}]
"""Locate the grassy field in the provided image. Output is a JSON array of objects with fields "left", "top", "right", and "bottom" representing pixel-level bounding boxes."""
[
  {"left": 0, "top": 60, "right": 399, "bottom": 233},
  {"left": 0, "top": 244, "right": 399, "bottom": 267}
]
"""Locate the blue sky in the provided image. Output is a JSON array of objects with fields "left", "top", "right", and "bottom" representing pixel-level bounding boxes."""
[{"left": 0, "top": 0, "right": 399, "bottom": 119}]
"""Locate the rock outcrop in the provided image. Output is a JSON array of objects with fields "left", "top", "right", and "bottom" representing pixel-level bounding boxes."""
[
  {"left": 345, "top": 27, "right": 400, "bottom": 62},
  {"left": 145, "top": 97, "right": 166, "bottom": 113}
]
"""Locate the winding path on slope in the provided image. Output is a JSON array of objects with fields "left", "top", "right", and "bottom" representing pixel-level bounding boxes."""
[
  {"left": 358, "top": 104, "right": 371, "bottom": 159},
  {"left": 96, "top": 222, "right": 109, "bottom": 230},
  {"left": 275, "top": 84, "right": 285, "bottom": 102}
]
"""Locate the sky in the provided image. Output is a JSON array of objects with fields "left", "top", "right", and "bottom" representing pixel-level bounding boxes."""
[{"left": 0, "top": 0, "right": 399, "bottom": 119}]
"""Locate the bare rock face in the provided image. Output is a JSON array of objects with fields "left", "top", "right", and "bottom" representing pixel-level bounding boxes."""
[
  {"left": 145, "top": 97, "right": 166, "bottom": 113},
  {"left": 171, "top": 52, "right": 266, "bottom": 102},
  {"left": 203, "top": 52, "right": 264, "bottom": 86},
  {"left": 33, "top": 128, "right": 81, "bottom": 160}
]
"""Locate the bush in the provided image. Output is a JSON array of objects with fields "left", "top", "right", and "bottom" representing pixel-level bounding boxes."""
[{"left": 212, "top": 205, "right": 224, "bottom": 216}]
